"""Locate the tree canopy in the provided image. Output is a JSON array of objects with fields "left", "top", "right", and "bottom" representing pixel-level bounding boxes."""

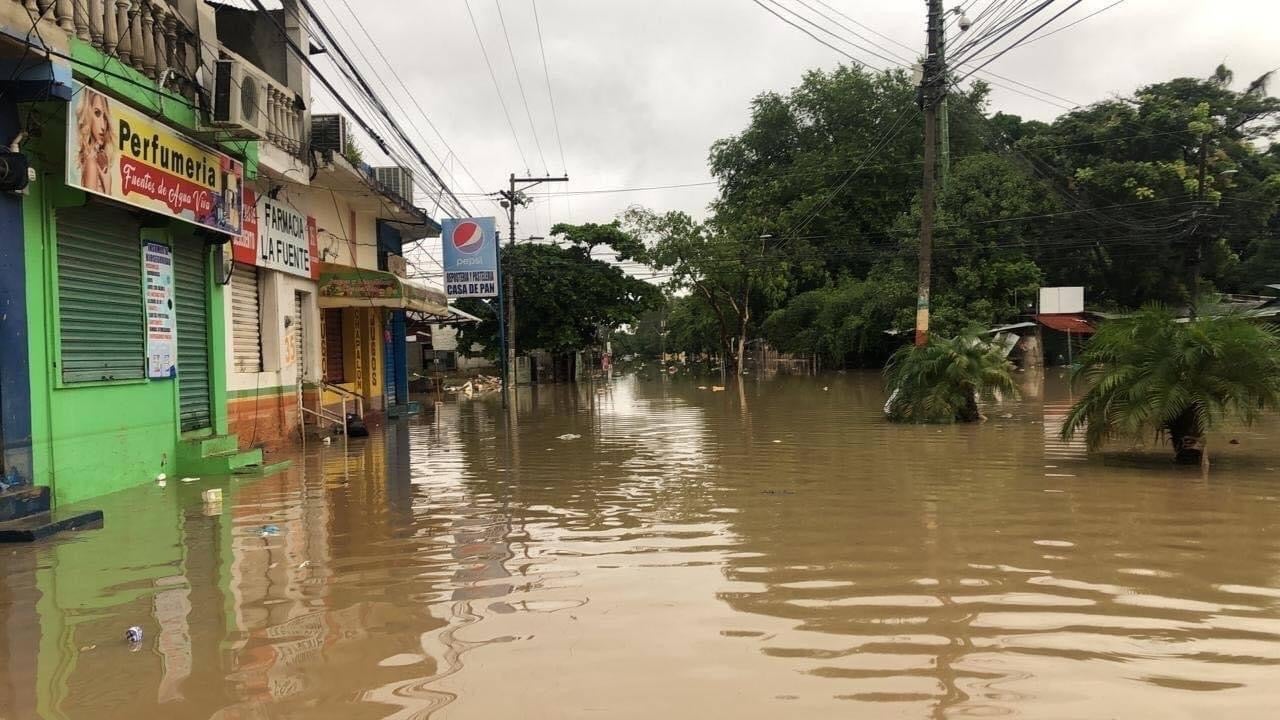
[
  {"left": 455, "top": 222, "right": 660, "bottom": 358},
  {"left": 627, "top": 63, "right": 1280, "bottom": 368}
]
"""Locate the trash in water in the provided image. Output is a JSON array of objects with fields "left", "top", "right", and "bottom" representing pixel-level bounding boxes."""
[
  {"left": 79, "top": 644, "right": 97, "bottom": 652},
  {"left": 557, "top": 434, "right": 582, "bottom": 440},
  {"left": 260, "top": 524, "right": 281, "bottom": 537},
  {"left": 180, "top": 477, "right": 199, "bottom": 484},
  {"left": 125, "top": 626, "right": 143, "bottom": 644},
  {"left": 322, "top": 436, "right": 332, "bottom": 445},
  {"left": 155, "top": 473, "right": 167, "bottom": 482},
  {"left": 201, "top": 488, "right": 222, "bottom": 503},
  {"left": 697, "top": 386, "right": 708, "bottom": 390},
  {"left": 298, "top": 560, "right": 311, "bottom": 569},
  {"left": 711, "top": 386, "right": 726, "bottom": 392}
]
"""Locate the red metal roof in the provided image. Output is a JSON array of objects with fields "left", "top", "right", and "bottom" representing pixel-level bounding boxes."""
[{"left": 1036, "top": 314, "right": 1096, "bottom": 334}]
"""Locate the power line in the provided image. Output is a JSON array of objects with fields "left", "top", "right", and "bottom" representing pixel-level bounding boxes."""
[
  {"left": 320, "top": 0, "right": 498, "bottom": 213},
  {"left": 531, "top": 0, "right": 568, "bottom": 174},
  {"left": 750, "top": 0, "right": 880, "bottom": 68},
  {"left": 970, "top": 0, "right": 1128, "bottom": 61},
  {"left": 787, "top": 0, "right": 1078, "bottom": 109},
  {"left": 295, "top": 0, "right": 470, "bottom": 217},
  {"left": 783, "top": 0, "right": 909, "bottom": 67},
  {"left": 494, "top": 0, "right": 549, "bottom": 175},
  {"left": 464, "top": 0, "right": 530, "bottom": 171},
  {"left": 245, "top": 0, "right": 466, "bottom": 219},
  {"left": 449, "top": 128, "right": 1202, "bottom": 198},
  {"left": 958, "top": 0, "right": 1088, "bottom": 81}
]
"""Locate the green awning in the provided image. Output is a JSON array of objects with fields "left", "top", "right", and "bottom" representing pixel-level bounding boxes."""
[{"left": 316, "top": 263, "right": 448, "bottom": 315}]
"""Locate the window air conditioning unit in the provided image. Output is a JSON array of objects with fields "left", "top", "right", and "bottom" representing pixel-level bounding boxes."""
[
  {"left": 210, "top": 55, "right": 281, "bottom": 139},
  {"left": 311, "top": 114, "right": 349, "bottom": 155},
  {"left": 373, "top": 166, "right": 414, "bottom": 203}
]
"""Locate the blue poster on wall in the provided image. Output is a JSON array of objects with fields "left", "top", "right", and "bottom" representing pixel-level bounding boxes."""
[{"left": 440, "top": 217, "right": 498, "bottom": 298}]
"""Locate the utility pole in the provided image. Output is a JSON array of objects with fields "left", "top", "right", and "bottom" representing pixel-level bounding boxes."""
[
  {"left": 1188, "top": 136, "right": 1210, "bottom": 312},
  {"left": 498, "top": 173, "right": 569, "bottom": 401},
  {"left": 938, "top": 13, "right": 951, "bottom": 190},
  {"left": 915, "top": 0, "right": 945, "bottom": 347}
]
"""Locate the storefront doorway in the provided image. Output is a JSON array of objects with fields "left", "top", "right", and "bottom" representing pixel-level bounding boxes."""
[{"left": 174, "top": 239, "right": 212, "bottom": 432}]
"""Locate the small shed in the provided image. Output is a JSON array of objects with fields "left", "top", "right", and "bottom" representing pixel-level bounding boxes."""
[{"left": 1035, "top": 313, "right": 1096, "bottom": 366}]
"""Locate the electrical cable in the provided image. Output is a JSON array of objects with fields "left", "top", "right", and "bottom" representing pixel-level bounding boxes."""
[
  {"left": 464, "top": 0, "right": 530, "bottom": 172},
  {"left": 494, "top": 0, "right": 549, "bottom": 175},
  {"left": 317, "top": 0, "right": 493, "bottom": 213},
  {"left": 969, "top": 0, "right": 1129, "bottom": 61},
  {"left": 531, "top": 0, "right": 568, "bottom": 174},
  {"left": 750, "top": 0, "right": 880, "bottom": 69},
  {"left": 294, "top": 0, "right": 471, "bottom": 217},
  {"left": 957, "top": 0, "right": 1088, "bottom": 81}
]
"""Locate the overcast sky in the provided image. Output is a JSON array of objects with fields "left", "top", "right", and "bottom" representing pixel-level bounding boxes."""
[{"left": 305, "top": 0, "right": 1280, "bottom": 278}]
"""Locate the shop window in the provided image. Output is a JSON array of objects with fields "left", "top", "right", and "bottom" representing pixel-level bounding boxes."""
[
  {"left": 56, "top": 205, "right": 146, "bottom": 382},
  {"left": 323, "top": 308, "right": 345, "bottom": 383}
]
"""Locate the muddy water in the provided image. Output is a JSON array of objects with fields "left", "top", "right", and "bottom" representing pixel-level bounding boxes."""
[{"left": 4, "top": 371, "right": 1280, "bottom": 719}]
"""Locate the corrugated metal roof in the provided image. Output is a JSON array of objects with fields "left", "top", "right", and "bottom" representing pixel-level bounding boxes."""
[
  {"left": 1036, "top": 314, "right": 1096, "bottom": 335},
  {"left": 206, "top": 0, "right": 284, "bottom": 11}
]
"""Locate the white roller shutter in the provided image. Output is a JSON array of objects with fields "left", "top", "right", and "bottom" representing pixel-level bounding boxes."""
[
  {"left": 294, "top": 291, "right": 305, "bottom": 384},
  {"left": 230, "top": 264, "right": 263, "bottom": 373}
]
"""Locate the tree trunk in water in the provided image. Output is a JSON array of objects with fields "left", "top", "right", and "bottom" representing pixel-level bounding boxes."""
[
  {"left": 956, "top": 387, "right": 981, "bottom": 423},
  {"left": 1167, "top": 409, "right": 1205, "bottom": 465}
]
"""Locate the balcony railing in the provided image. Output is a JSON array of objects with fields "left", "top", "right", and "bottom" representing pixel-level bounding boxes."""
[{"left": 15, "top": 1, "right": 201, "bottom": 97}]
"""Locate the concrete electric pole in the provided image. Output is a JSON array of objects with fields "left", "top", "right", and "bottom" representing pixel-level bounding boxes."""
[
  {"left": 915, "top": 0, "right": 945, "bottom": 347},
  {"left": 498, "top": 173, "right": 568, "bottom": 401}
]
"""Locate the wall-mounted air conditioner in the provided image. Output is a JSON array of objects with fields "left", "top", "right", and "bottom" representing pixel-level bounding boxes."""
[
  {"left": 311, "top": 114, "right": 350, "bottom": 155},
  {"left": 209, "top": 54, "right": 286, "bottom": 139},
  {"left": 373, "top": 166, "right": 415, "bottom": 203}
]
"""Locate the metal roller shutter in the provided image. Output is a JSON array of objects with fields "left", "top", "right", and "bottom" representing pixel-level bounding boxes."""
[
  {"left": 56, "top": 205, "right": 145, "bottom": 383},
  {"left": 294, "top": 292, "right": 305, "bottom": 384},
  {"left": 173, "top": 239, "right": 212, "bottom": 431},
  {"left": 323, "top": 309, "right": 345, "bottom": 383},
  {"left": 230, "top": 264, "right": 263, "bottom": 373}
]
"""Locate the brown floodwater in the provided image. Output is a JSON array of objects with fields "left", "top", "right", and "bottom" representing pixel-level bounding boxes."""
[{"left": 4, "top": 370, "right": 1280, "bottom": 719}]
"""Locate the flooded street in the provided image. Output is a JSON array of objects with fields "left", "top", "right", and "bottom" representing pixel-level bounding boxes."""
[{"left": 4, "top": 371, "right": 1280, "bottom": 719}]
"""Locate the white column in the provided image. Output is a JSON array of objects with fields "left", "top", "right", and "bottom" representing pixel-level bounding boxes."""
[
  {"left": 115, "top": 0, "right": 133, "bottom": 64},
  {"left": 88, "top": 0, "right": 105, "bottom": 46}
]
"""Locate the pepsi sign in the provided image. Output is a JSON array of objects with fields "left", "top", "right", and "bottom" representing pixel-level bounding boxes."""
[{"left": 441, "top": 217, "right": 498, "bottom": 298}]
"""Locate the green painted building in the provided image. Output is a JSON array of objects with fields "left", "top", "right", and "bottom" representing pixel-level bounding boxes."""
[{"left": 10, "top": 8, "right": 268, "bottom": 510}]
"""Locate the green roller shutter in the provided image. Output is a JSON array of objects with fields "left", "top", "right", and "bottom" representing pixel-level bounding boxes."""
[
  {"left": 173, "top": 239, "right": 212, "bottom": 431},
  {"left": 56, "top": 205, "right": 145, "bottom": 383}
]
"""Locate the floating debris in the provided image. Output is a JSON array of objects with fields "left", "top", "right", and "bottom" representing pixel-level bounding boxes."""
[
  {"left": 557, "top": 434, "right": 582, "bottom": 441},
  {"left": 124, "top": 626, "right": 143, "bottom": 644},
  {"left": 260, "top": 525, "right": 281, "bottom": 537}
]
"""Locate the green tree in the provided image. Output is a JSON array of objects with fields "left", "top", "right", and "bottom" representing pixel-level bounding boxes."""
[
  {"left": 456, "top": 222, "right": 660, "bottom": 359},
  {"left": 761, "top": 275, "right": 913, "bottom": 367},
  {"left": 628, "top": 208, "right": 787, "bottom": 373},
  {"left": 884, "top": 332, "right": 1019, "bottom": 424},
  {"left": 1008, "top": 67, "right": 1280, "bottom": 304},
  {"left": 1060, "top": 304, "right": 1280, "bottom": 464}
]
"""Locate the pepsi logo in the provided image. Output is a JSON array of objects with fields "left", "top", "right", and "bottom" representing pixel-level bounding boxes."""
[{"left": 451, "top": 221, "right": 485, "bottom": 255}]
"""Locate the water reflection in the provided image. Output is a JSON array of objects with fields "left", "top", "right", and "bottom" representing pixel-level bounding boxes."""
[{"left": 3, "top": 372, "right": 1280, "bottom": 719}]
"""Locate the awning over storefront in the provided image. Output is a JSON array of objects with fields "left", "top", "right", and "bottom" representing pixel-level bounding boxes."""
[
  {"left": 316, "top": 262, "right": 448, "bottom": 315},
  {"left": 1036, "top": 314, "right": 1096, "bottom": 335}
]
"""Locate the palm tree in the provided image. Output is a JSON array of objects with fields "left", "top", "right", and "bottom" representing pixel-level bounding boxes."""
[
  {"left": 884, "top": 332, "right": 1018, "bottom": 423},
  {"left": 1060, "top": 304, "right": 1280, "bottom": 464}
]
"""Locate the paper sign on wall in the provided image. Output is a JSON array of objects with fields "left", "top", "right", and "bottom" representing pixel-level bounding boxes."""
[{"left": 143, "top": 241, "right": 177, "bottom": 378}]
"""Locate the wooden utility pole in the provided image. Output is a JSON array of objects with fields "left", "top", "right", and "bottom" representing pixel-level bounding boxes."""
[
  {"left": 498, "top": 173, "right": 569, "bottom": 402},
  {"left": 915, "top": 0, "right": 944, "bottom": 347}
]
